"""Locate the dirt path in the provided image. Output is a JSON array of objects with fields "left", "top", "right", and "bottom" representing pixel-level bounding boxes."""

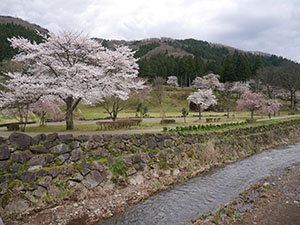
[{"left": 193, "top": 163, "right": 300, "bottom": 225}]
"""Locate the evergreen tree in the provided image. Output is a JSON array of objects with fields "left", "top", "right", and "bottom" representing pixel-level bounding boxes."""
[
  {"left": 236, "top": 54, "right": 252, "bottom": 81},
  {"left": 252, "top": 55, "right": 264, "bottom": 75}
]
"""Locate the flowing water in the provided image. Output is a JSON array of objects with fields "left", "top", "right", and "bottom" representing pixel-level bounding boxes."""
[{"left": 98, "top": 143, "right": 300, "bottom": 225}]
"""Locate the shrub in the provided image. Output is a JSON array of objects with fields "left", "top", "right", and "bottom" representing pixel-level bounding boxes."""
[
  {"left": 109, "top": 159, "right": 128, "bottom": 177},
  {"left": 160, "top": 119, "right": 176, "bottom": 124},
  {"left": 7, "top": 124, "right": 20, "bottom": 131}
]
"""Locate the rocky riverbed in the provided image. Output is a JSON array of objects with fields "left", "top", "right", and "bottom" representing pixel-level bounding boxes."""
[{"left": 193, "top": 163, "right": 300, "bottom": 225}]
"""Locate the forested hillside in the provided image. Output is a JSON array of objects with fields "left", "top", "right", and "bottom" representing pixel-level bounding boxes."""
[
  {"left": 130, "top": 38, "right": 288, "bottom": 85},
  {"left": 0, "top": 23, "right": 44, "bottom": 61},
  {"left": 0, "top": 16, "right": 289, "bottom": 85}
]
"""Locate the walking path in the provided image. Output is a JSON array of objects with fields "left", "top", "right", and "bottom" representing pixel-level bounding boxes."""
[{"left": 0, "top": 114, "right": 299, "bottom": 138}]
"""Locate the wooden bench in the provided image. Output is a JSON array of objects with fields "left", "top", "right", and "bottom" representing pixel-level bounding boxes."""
[
  {"left": 206, "top": 118, "right": 221, "bottom": 123},
  {"left": 96, "top": 118, "right": 142, "bottom": 130}
]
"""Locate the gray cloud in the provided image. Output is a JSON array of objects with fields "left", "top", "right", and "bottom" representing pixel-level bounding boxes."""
[{"left": 1, "top": 0, "right": 300, "bottom": 61}]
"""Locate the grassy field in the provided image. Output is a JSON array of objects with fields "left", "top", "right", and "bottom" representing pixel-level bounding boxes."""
[
  {"left": 0, "top": 85, "right": 298, "bottom": 133},
  {"left": 14, "top": 113, "right": 300, "bottom": 133}
]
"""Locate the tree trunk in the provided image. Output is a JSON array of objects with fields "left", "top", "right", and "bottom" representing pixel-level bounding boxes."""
[
  {"left": 198, "top": 105, "right": 202, "bottom": 120},
  {"left": 291, "top": 90, "right": 295, "bottom": 111},
  {"left": 227, "top": 109, "right": 230, "bottom": 118},
  {"left": 293, "top": 91, "right": 297, "bottom": 111},
  {"left": 65, "top": 97, "right": 81, "bottom": 130},
  {"left": 268, "top": 112, "right": 271, "bottom": 119},
  {"left": 66, "top": 105, "right": 73, "bottom": 130},
  {"left": 251, "top": 110, "right": 254, "bottom": 119},
  {"left": 184, "top": 116, "right": 186, "bottom": 123},
  {"left": 112, "top": 112, "right": 117, "bottom": 121}
]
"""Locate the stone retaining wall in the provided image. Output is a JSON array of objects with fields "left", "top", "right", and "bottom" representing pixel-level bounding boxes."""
[{"left": 1, "top": 119, "right": 300, "bottom": 224}]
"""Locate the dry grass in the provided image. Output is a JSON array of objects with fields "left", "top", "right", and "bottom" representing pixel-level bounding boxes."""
[{"left": 200, "top": 141, "right": 220, "bottom": 164}]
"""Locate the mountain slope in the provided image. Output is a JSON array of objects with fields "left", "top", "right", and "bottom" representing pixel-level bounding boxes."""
[
  {"left": 0, "top": 15, "right": 48, "bottom": 33},
  {"left": 0, "top": 16, "right": 47, "bottom": 62},
  {"left": 0, "top": 15, "right": 289, "bottom": 84}
]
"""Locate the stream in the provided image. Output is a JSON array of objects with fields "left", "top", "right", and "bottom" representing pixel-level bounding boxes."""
[{"left": 98, "top": 143, "right": 300, "bottom": 225}]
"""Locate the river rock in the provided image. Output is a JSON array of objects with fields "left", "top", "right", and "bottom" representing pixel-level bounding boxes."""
[
  {"left": 30, "top": 146, "right": 49, "bottom": 154},
  {"left": 85, "top": 141, "right": 98, "bottom": 151},
  {"left": 9, "top": 132, "right": 32, "bottom": 150},
  {"left": 0, "top": 136, "right": 6, "bottom": 144},
  {"left": 135, "top": 164, "right": 144, "bottom": 171},
  {"left": 28, "top": 165, "right": 42, "bottom": 171},
  {"left": 70, "top": 141, "right": 80, "bottom": 149},
  {"left": 71, "top": 173, "right": 84, "bottom": 182},
  {"left": 126, "top": 167, "right": 137, "bottom": 176},
  {"left": 32, "top": 134, "right": 47, "bottom": 145},
  {"left": 129, "top": 174, "right": 144, "bottom": 185},
  {"left": 82, "top": 170, "right": 105, "bottom": 188},
  {"left": 34, "top": 186, "right": 47, "bottom": 198},
  {"left": 112, "top": 135, "right": 122, "bottom": 143},
  {"left": 172, "top": 168, "right": 180, "bottom": 176},
  {"left": 35, "top": 169, "right": 48, "bottom": 177},
  {"left": 103, "top": 134, "right": 112, "bottom": 142},
  {"left": 46, "top": 133, "right": 58, "bottom": 141},
  {"left": 124, "top": 157, "right": 132, "bottom": 166},
  {"left": 11, "top": 152, "right": 31, "bottom": 164},
  {"left": 80, "top": 168, "right": 90, "bottom": 176},
  {"left": 48, "top": 167, "right": 62, "bottom": 178},
  {"left": 0, "top": 181, "right": 8, "bottom": 194},
  {"left": 11, "top": 163, "right": 24, "bottom": 172},
  {"left": 50, "top": 143, "right": 71, "bottom": 154},
  {"left": 58, "top": 153, "right": 69, "bottom": 164},
  {"left": 147, "top": 139, "right": 157, "bottom": 149},
  {"left": 0, "top": 144, "right": 10, "bottom": 160},
  {"left": 141, "top": 153, "right": 151, "bottom": 163},
  {"left": 59, "top": 134, "right": 74, "bottom": 144},
  {"left": 38, "top": 176, "right": 52, "bottom": 188},
  {"left": 48, "top": 185, "right": 60, "bottom": 197},
  {"left": 132, "top": 155, "right": 142, "bottom": 164},
  {"left": 5, "top": 199, "right": 29, "bottom": 212},
  {"left": 0, "top": 160, "right": 10, "bottom": 170},
  {"left": 75, "top": 135, "right": 90, "bottom": 142},
  {"left": 62, "top": 165, "right": 73, "bottom": 175},
  {"left": 91, "top": 149, "right": 105, "bottom": 158},
  {"left": 92, "top": 135, "right": 102, "bottom": 142},
  {"left": 18, "top": 171, "right": 37, "bottom": 182},
  {"left": 43, "top": 140, "right": 55, "bottom": 149},
  {"left": 27, "top": 155, "right": 54, "bottom": 166},
  {"left": 70, "top": 148, "right": 83, "bottom": 162},
  {"left": 93, "top": 161, "right": 105, "bottom": 172}
]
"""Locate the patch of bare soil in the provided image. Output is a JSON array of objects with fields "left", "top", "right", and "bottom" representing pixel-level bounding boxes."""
[{"left": 193, "top": 163, "right": 300, "bottom": 225}]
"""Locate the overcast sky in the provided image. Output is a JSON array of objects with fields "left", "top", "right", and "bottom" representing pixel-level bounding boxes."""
[{"left": 1, "top": 0, "right": 300, "bottom": 61}]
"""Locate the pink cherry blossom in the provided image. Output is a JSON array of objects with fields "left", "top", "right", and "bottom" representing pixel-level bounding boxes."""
[
  {"left": 187, "top": 88, "right": 217, "bottom": 119},
  {"left": 237, "top": 91, "right": 265, "bottom": 118}
]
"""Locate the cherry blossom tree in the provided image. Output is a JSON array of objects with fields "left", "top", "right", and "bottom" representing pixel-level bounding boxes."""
[
  {"left": 237, "top": 91, "right": 265, "bottom": 119},
  {"left": 99, "top": 78, "right": 146, "bottom": 121},
  {"left": 218, "top": 82, "right": 236, "bottom": 118},
  {"left": 31, "top": 96, "right": 64, "bottom": 125},
  {"left": 230, "top": 81, "right": 250, "bottom": 96},
  {"left": 166, "top": 76, "right": 179, "bottom": 87},
  {"left": 261, "top": 99, "right": 282, "bottom": 119},
  {"left": 8, "top": 31, "right": 142, "bottom": 130},
  {"left": 187, "top": 89, "right": 218, "bottom": 120},
  {"left": 0, "top": 72, "right": 46, "bottom": 131},
  {"left": 192, "top": 73, "right": 224, "bottom": 91}
]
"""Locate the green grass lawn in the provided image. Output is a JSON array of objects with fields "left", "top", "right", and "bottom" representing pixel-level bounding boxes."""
[{"left": 17, "top": 113, "right": 300, "bottom": 133}]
